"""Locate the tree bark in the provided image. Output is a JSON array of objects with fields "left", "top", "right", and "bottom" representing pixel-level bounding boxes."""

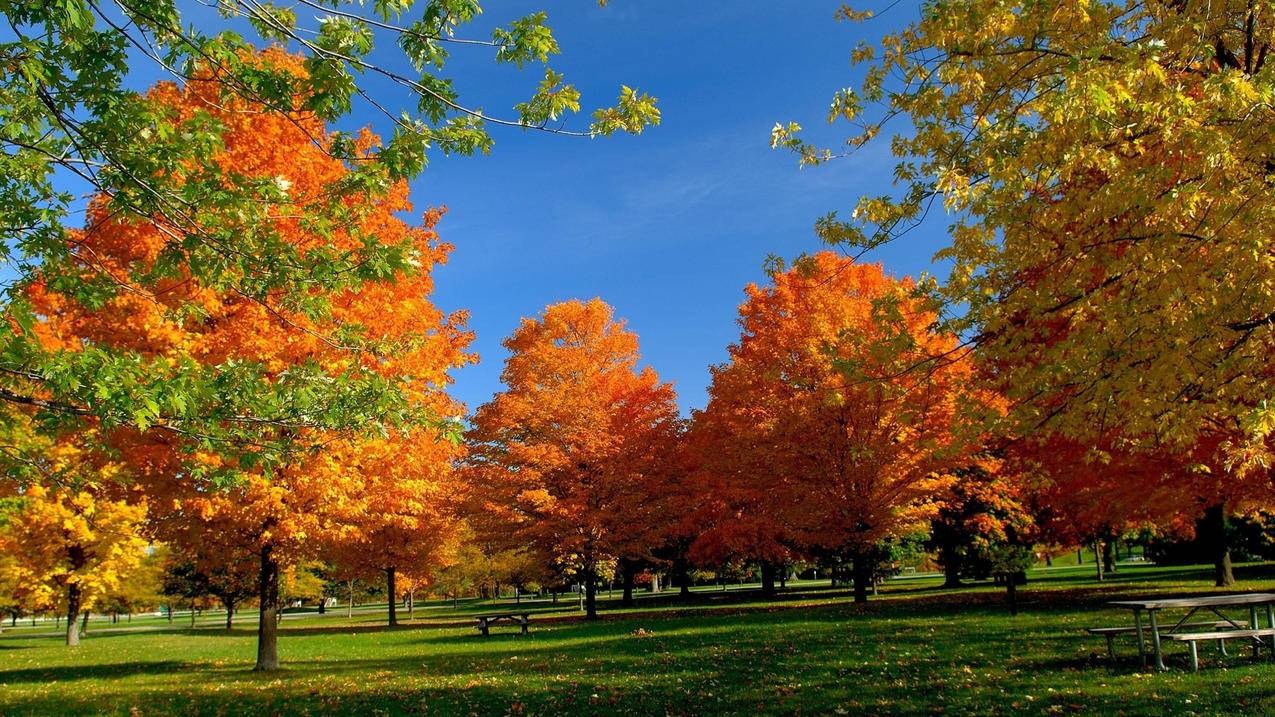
[
  {"left": 80, "top": 610, "right": 89, "bottom": 635},
  {"left": 1102, "top": 535, "right": 1117, "bottom": 574},
  {"left": 254, "top": 542, "right": 281, "bottom": 671},
  {"left": 386, "top": 567, "right": 398, "bottom": 627},
  {"left": 620, "top": 559, "right": 637, "bottom": 607},
  {"left": 1093, "top": 538, "right": 1105, "bottom": 582},
  {"left": 224, "top": 599, "right": 235, "bottom": 630},
  {"left": 1205, "top": 503, "right": 1236, "bottom": 587},
  {"left": 65, "top": 583, "right": 82, "bottom": 646},
  {"left": 852, "top": 554, "right": 871, "bottom": 603},
  {"left": 583, "top": 564, "right": 598, "bottom": 620},
  {"left": 760, "top": 562, "right": 777, "bottom": 597},
  {"left": 348, "top": 579, "right": 355, "bottom": 618},
  {"left": 675, "top": 559, "right": 692, "bottom": 597},
  {"left": 190, "top": 600, "right": 197, "bottom": 628},
  {"left": 942, "top": 552, "right": 963, "bottom": 588}
]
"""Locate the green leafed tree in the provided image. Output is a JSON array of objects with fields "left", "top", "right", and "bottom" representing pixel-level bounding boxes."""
[{"left": 0, "top": 0, "right": 658, "bottom": 470}]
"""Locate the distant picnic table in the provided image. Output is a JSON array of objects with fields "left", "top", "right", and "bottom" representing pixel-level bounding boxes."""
[
  {"left": 475, "top": 612, "right": 530, "bottom": 637},
  {"left": 1100, "top": 592, "right": 1275, "bottom": 671}
]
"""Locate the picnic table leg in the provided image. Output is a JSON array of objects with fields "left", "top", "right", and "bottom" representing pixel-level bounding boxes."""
[
  {"left": 1265, "top": 605, "right": 1275, "bottom": 661},
  {"left": 1148, "top": 610, "right": 1165, "bottom": 671},
  {"left": 480, "top": 618, "right": 489, "bottom": 637},
  {"left": 1134, "top": 610, "right": 1146, "bottom": 667},
  {"left": 1104, "top": 634, "right": 1117, "bottom": 667},
  {"left": 1188, "top": 641, "right": 1199, "bottom": 672},
  {"left": 521, "top": 616, "right": 528, "bottom": 634},
  {"left": 1251, "top": 607, "right": 1261, "bottom": 658}
]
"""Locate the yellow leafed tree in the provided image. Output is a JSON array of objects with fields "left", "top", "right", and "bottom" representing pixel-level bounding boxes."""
[
  {"left": 777, "top": 1, "right": 1275, "bottom": 471},
  {"left": 0, "top": 483, "right": 148, "bottom": 645}
]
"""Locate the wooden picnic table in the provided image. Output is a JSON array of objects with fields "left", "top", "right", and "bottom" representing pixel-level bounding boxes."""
[
  {"left": 1108, "top": 593, "right": 1275, "bottom": 670},
  {"left": 475, "top": 612, "right": 530, "bottom": 636}
]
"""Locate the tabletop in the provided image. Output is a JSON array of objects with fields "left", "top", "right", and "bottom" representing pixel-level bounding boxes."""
[{"left": 1108, "top": 593, "right": 1275, "bottom": 610}]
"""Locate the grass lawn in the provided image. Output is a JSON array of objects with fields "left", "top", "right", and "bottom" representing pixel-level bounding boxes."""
[{"left": 3, "top": 562, "right": 1275, "bottom": 716}]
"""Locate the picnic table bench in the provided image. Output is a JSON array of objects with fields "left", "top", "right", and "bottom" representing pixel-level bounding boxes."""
[
  {"left": 1091, "top": 592, "right": 1275, "bottom": 671},
  {"left": 1087, "top": 621, "right": 1234, "bottom": 665},
  {"left": 475, "top": 612, "right": 530, "bottom": 636}
]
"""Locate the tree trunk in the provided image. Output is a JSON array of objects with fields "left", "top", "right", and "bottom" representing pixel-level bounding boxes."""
[
  {"left": 650, "top": 573, "right": 661, "bottom": 593},
  {"left": 254, "top": 542, "right": 281, "bottom": 671},
  {"left": 1205, "top": 503, "right": 1236, "bottom": 587},
  {"left": 620, "top": 559, "right": 637, "bottom": 607},
  {"left": 759, "top": 562, "right": 777, "bottom": 597},
  {"left": 189, "top": 600, "right": 197, "bottom": 628},
  {"left": 1093, "top": 538, "right": 1105, "bottom": 582},
  {"left": 676, "top": 559, "right": 691, "bottom": 597},
  {"left": 779, "top": 566, "right": 788, "bottom": 589},
  {"left": 583, "top": 564, "right": 598, "bottom": 620},
  {"left": 65, "top": 583, "right": 82, "bottom": 646},
  {"left": 1076, "top": 548, "right": 1082, "bottom": 564},
  {"left": 166, "top": 604, "right": 173, "bottom": 623},
  {"left": 1102, "top": 535, "right": 1117, "bottom": 574},
  {"left": 386, "top": 567, "right": 398, "bottom": 627},
  {"left": 942, "top": 552, "right": 963, "bottom": 588},
  {"left": 348, "top": 579, "right": 355, "bottom": 618},
  {"left": 224, "top": 599, "right": 235, "bottom": 630},
  {"left": 408, "top": 589, "right": 415, "bottom": 618},
  {"left": 852, "top": 554, "right": 871, "bottom": 603},
  {"left": 80, "top": 610, "right": 89, "bottom": 635}
]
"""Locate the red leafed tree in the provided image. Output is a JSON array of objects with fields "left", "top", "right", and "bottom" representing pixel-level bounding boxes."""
[
  {"left": 1014, "top": 432, "right": 1275, "bottom": 586},
  {"left": 690, "top": 252, "right": 969, "bottom": 601},
  {"left": 466, "top": 298, "right": 681, "bottom": 619}
]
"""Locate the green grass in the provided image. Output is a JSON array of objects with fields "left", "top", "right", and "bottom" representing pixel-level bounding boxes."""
[{"left": 3, "top": 562, "right": 1275, "bottom": 716}]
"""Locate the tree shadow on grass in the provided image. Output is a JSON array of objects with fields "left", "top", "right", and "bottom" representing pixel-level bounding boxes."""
[{"left": 0, "top": 660, "right": 193, "bottom": 685}]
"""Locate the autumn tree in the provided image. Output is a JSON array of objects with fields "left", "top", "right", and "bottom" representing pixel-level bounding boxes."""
[
  {"left": 24, "top": 52, "right": 475, "bottom": 668},
  {"left": 775, "top": 1, "right": 1275, "bottom": 484},
  {"left": 0, "top": 484, "right": 148, "bottom": 645},
  {"left": 0, "top": 1, "right": 657, "bottom": 459},
  {"left": 322, "top": 430, "right": 466, "bottom": 626},
  {"left": 928, "top": 459, "right": 1035, "bottom": 590},
  {"left": 691, "top": 253, "right": 966, "bottom": 602},
  {"left": 159, "top": 551, "right": 257, "bottom": 630},
  {"left": 467, "top": 299, "right": 681, "bottom": 619},
  {"left": 1014, "top": 433, "right": 1271, "bottom": 585},
  {"left": 98, "top": 548, "right": 166, "bottom": 622}
]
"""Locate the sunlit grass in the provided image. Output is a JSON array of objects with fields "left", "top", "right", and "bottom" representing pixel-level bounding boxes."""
[{"left": 3, "top": 562, "right": 1274, "bottom": 716}]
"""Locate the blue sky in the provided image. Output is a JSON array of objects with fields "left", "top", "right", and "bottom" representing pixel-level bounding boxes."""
[{"left": 404, "top": 1, "right": 949, "bottom": 414}]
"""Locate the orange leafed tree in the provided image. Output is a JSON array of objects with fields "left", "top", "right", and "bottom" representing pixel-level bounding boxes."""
[
  {"left": 691, "top": 253, "right": 967, "bottom": 601},
  {"left": 27, "top": 50, "right": 474, "bottom": 668},
  {"left": 466, "top": 299, "right": 680, "bottom": 619},
  {"left": 321, "top": 432, "right": 466, "bottom": 626}
]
